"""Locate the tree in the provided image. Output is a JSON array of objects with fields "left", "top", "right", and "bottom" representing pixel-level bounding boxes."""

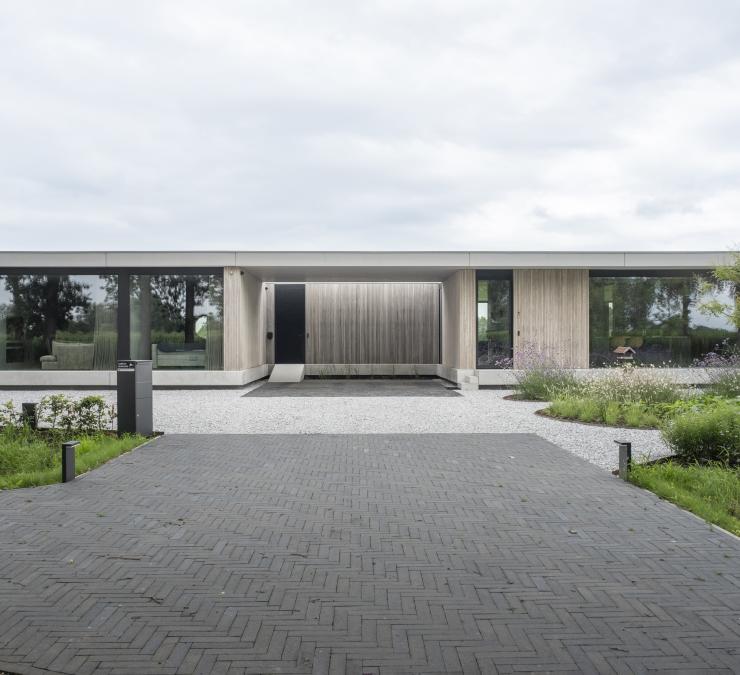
[
  {"left": 4, "top": 275, "right": 90, "bottom": 355},
  {"left": 698, "top": 250, "right": 740, "bottom": 331}
]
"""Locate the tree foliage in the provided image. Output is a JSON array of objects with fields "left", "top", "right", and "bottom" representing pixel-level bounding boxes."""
[{"left": 698, "top": 250, "right": 740, "bottom": 330}]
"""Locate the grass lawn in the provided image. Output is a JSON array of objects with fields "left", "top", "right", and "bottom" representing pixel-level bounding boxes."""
[
  {"left": 0, "top": 430, "right": 147, "bottom": 490},
  {"left": 629, "top": 461, "right": 740, "bottom": 536}
]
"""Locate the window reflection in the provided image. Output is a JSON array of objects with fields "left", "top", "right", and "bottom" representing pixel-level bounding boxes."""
[
  {"left": 476, "top": 274, "right": 513, "bottom": 368},
  {"left": 0, "top": 274, "right": 117, "bottom": 370},
  {"left": 130, "top": 274, "right": 223, "bottom": 370},
  {"left": 589, "top": 274, "right": 737, "bottom": 366}
]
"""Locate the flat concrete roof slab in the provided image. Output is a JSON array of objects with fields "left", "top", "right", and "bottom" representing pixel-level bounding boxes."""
[{"left": 0, "top": 433, "right": 738, "bottom": 674}]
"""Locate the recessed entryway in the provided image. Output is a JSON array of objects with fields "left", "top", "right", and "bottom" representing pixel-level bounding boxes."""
[{"left": 244, "top": 377, "right": 460, "bottom": 397}]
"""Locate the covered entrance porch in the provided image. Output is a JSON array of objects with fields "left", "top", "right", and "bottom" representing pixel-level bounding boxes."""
[{"left": 223, "top": 256, "right": 480, "bottom": 389}]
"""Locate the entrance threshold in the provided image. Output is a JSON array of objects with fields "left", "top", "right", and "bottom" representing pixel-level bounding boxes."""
[{"left": 268, "top": 364, "right": 305, "bottom": 383}]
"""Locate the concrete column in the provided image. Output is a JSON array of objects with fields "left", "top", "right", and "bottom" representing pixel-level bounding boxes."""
[{"left": 223, "top": 267, "right": 268, "bottom": 372}]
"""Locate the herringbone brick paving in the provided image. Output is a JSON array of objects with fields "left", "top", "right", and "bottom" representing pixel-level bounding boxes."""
[{"left": 0, "top": 433, "right": 738, "bottom": 675}]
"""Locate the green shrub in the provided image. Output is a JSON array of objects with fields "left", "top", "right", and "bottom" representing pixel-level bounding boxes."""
[
  {"left": 513, "top": 342, "right": 579, "bottom": 401},
  {"left": 549, "top": 398, "right": 582, "bottom": 419},
  {"left": 622, "top": 403, "right": 659, "bottom": 429},
  {"left": 577, "top": 399, "right": 601, "bottom": 423},
  {"left": 693, "top": 348, "right": 740, "bottom": 398},
  {"left": 546, "top": 397, "right": 661, "bottom": 428},
  {"left": 707, "top": 371, "right": 740, "bottom": 398},
  {"left": 603, "top": 401, "right": 621, "bottom": 426},
  {"left": 37, "top": 394, "right": 117, "bottom": 433},
  {"left": 516, "top": 369, "right": 579, "bottom": 401},
  {"left": 661, "top": 400, "right": 740, "bottom": 463},
  {"left": 0, "top": 401, "right": 21, "bottom": 428},
  {"left": 584, "top": 365, "right": 683, "bottom": 405}
]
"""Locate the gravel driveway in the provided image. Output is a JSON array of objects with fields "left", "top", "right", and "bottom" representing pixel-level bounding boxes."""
[{"left": 1, "top": 382, "right": 668, "bottom": 471}]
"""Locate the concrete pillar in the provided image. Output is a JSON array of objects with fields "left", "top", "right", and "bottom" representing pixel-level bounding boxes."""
[{"left": 223, "top": 267, "right": 267, "bottom": 371}]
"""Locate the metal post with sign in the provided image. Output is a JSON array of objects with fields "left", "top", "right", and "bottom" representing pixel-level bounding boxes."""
[{"left": 117, "top": 360, "right": 153, "bottom": 436}]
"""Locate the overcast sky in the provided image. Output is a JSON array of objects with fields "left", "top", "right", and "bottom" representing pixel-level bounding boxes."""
[{"left": 1, "top": 1, "right": 739, "bottom": 252}]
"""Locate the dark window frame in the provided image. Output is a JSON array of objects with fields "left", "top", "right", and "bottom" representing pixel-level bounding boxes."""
[{"left": 475, "top": 270, "right": 514, "bottom": 369}]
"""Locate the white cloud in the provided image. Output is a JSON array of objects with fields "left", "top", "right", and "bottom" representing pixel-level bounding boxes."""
[{"left": 0, "top": 0, "right": 739, "bottom": 251}]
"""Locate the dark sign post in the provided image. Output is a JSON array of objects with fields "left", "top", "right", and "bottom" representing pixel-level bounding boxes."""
[{"left": 117, "top": 360, "right": 153, "bottom": 437}]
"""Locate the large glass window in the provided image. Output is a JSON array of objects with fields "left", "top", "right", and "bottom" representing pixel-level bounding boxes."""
[
  {"left": 476, "top": 272, "right": 513, "bottom": 368},
  {"left": 0, "top": 274, "right": 117, "bottom": 370},
  {"left": 589, "top": 272, "right": 737, "bottom": 366},
  {"left": 130, "top": 274, "right": 223, "bottom": 370}
]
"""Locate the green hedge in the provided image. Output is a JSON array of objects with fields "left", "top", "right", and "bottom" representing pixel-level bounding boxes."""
[{"left": 661, "top": 401, "right": 739, "bottom": 464}]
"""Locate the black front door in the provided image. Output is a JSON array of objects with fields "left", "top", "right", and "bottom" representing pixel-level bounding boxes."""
[{"left": 274, "top": 284, "right": 306, "bottom": 363}]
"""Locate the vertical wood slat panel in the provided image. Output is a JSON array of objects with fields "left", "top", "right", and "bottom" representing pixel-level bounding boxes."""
[
  {"left": 513, "top": 269, "right": 589, "bottom": 368},
  {"left": 441, "top": 270, "right": 476, "bottom": 370},
  {"left": 265, "top": 283, "right": 275, "bottom": 365},
  {"left": 222, "top": 267, "right": 241, "bottom": 370},
  {"left": 305, "top": 283, "right": 439, "bottom": 364}
]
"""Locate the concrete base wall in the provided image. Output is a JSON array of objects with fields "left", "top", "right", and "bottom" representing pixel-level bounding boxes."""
[
  {"left": 0, "top": 365, "right": 269, "bottom": 389},
  {"left": 477, "top": 367, "right": 711, "bottom": 386},
  {"left": 0, "top": 365, "right": 711, "bottom": 388}
]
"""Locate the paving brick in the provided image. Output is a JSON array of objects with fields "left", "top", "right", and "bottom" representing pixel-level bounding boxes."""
[{"left": 0, "top": 433, "right": 738, "bottom": 674}]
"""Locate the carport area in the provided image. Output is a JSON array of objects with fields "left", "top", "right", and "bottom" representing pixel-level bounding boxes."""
[
  {"left": 1, "top": 433, "right": 738, "bottom": 674},
  {"left": 243, "top": 378, "right": 460, "bottom": 397}
]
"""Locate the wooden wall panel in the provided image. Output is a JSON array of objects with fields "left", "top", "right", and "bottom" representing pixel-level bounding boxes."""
[
  {"left": 513, "top": 269, "right": 589, "bottom": 368},
  {"left": 265, "top": 283, "right": 275, "bottom": 365},
  {"left": 441, "top": 270, "right": 476, "bottom": 370},
  {"left": 222, "top": 267, "right": 241, "bottom": 371},
  {"left": 305, "top": 283, "right": 439, "bottom": 364}
]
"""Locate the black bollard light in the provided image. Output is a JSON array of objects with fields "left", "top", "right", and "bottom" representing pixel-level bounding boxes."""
[
  {"left": 21, "top": 403, "right": 38, "bottom": 430},
  {"left": 614, "top": 440, "right": 632, "bottom": 480},
  {"left": 62, "top": 441, "right": 80, "bottom": 483}
]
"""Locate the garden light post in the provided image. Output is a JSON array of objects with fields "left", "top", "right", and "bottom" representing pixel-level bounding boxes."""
[
  {"left": 62, "top": 441, "right": 80, "bottom": 483},
  {"left": 615, "top": 440, "right": 632, "bottom": 480},
  {"left": 21, "top": 403, "right": 38, "bottom": 430}
]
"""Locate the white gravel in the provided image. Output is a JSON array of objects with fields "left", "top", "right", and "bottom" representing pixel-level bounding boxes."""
[{"left": 2, "top": 383, "right": 670, "bottom": 471}]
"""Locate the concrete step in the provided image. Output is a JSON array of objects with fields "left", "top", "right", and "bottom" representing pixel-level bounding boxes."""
[
  {"left": 460, "top": 374, "right": 479, "bottom": 391},
  {"left": 269, "top": 364, "right": 305, "bottom": 383}
]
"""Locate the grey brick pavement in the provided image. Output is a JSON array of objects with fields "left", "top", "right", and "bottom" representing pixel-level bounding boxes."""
[{"left": 0, "top": 433, "right": 738, "bottom": 674}]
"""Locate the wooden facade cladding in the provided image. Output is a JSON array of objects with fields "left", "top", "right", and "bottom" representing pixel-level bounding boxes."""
[
  {"left": 441, "top": 270, "right": 476, "bottom": 370},
  {"left": 305, "top": 283, "right": 439, "bottom": 364},
  {"left": 513, "top": 269, "right": 589, "bottom": 368}
]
